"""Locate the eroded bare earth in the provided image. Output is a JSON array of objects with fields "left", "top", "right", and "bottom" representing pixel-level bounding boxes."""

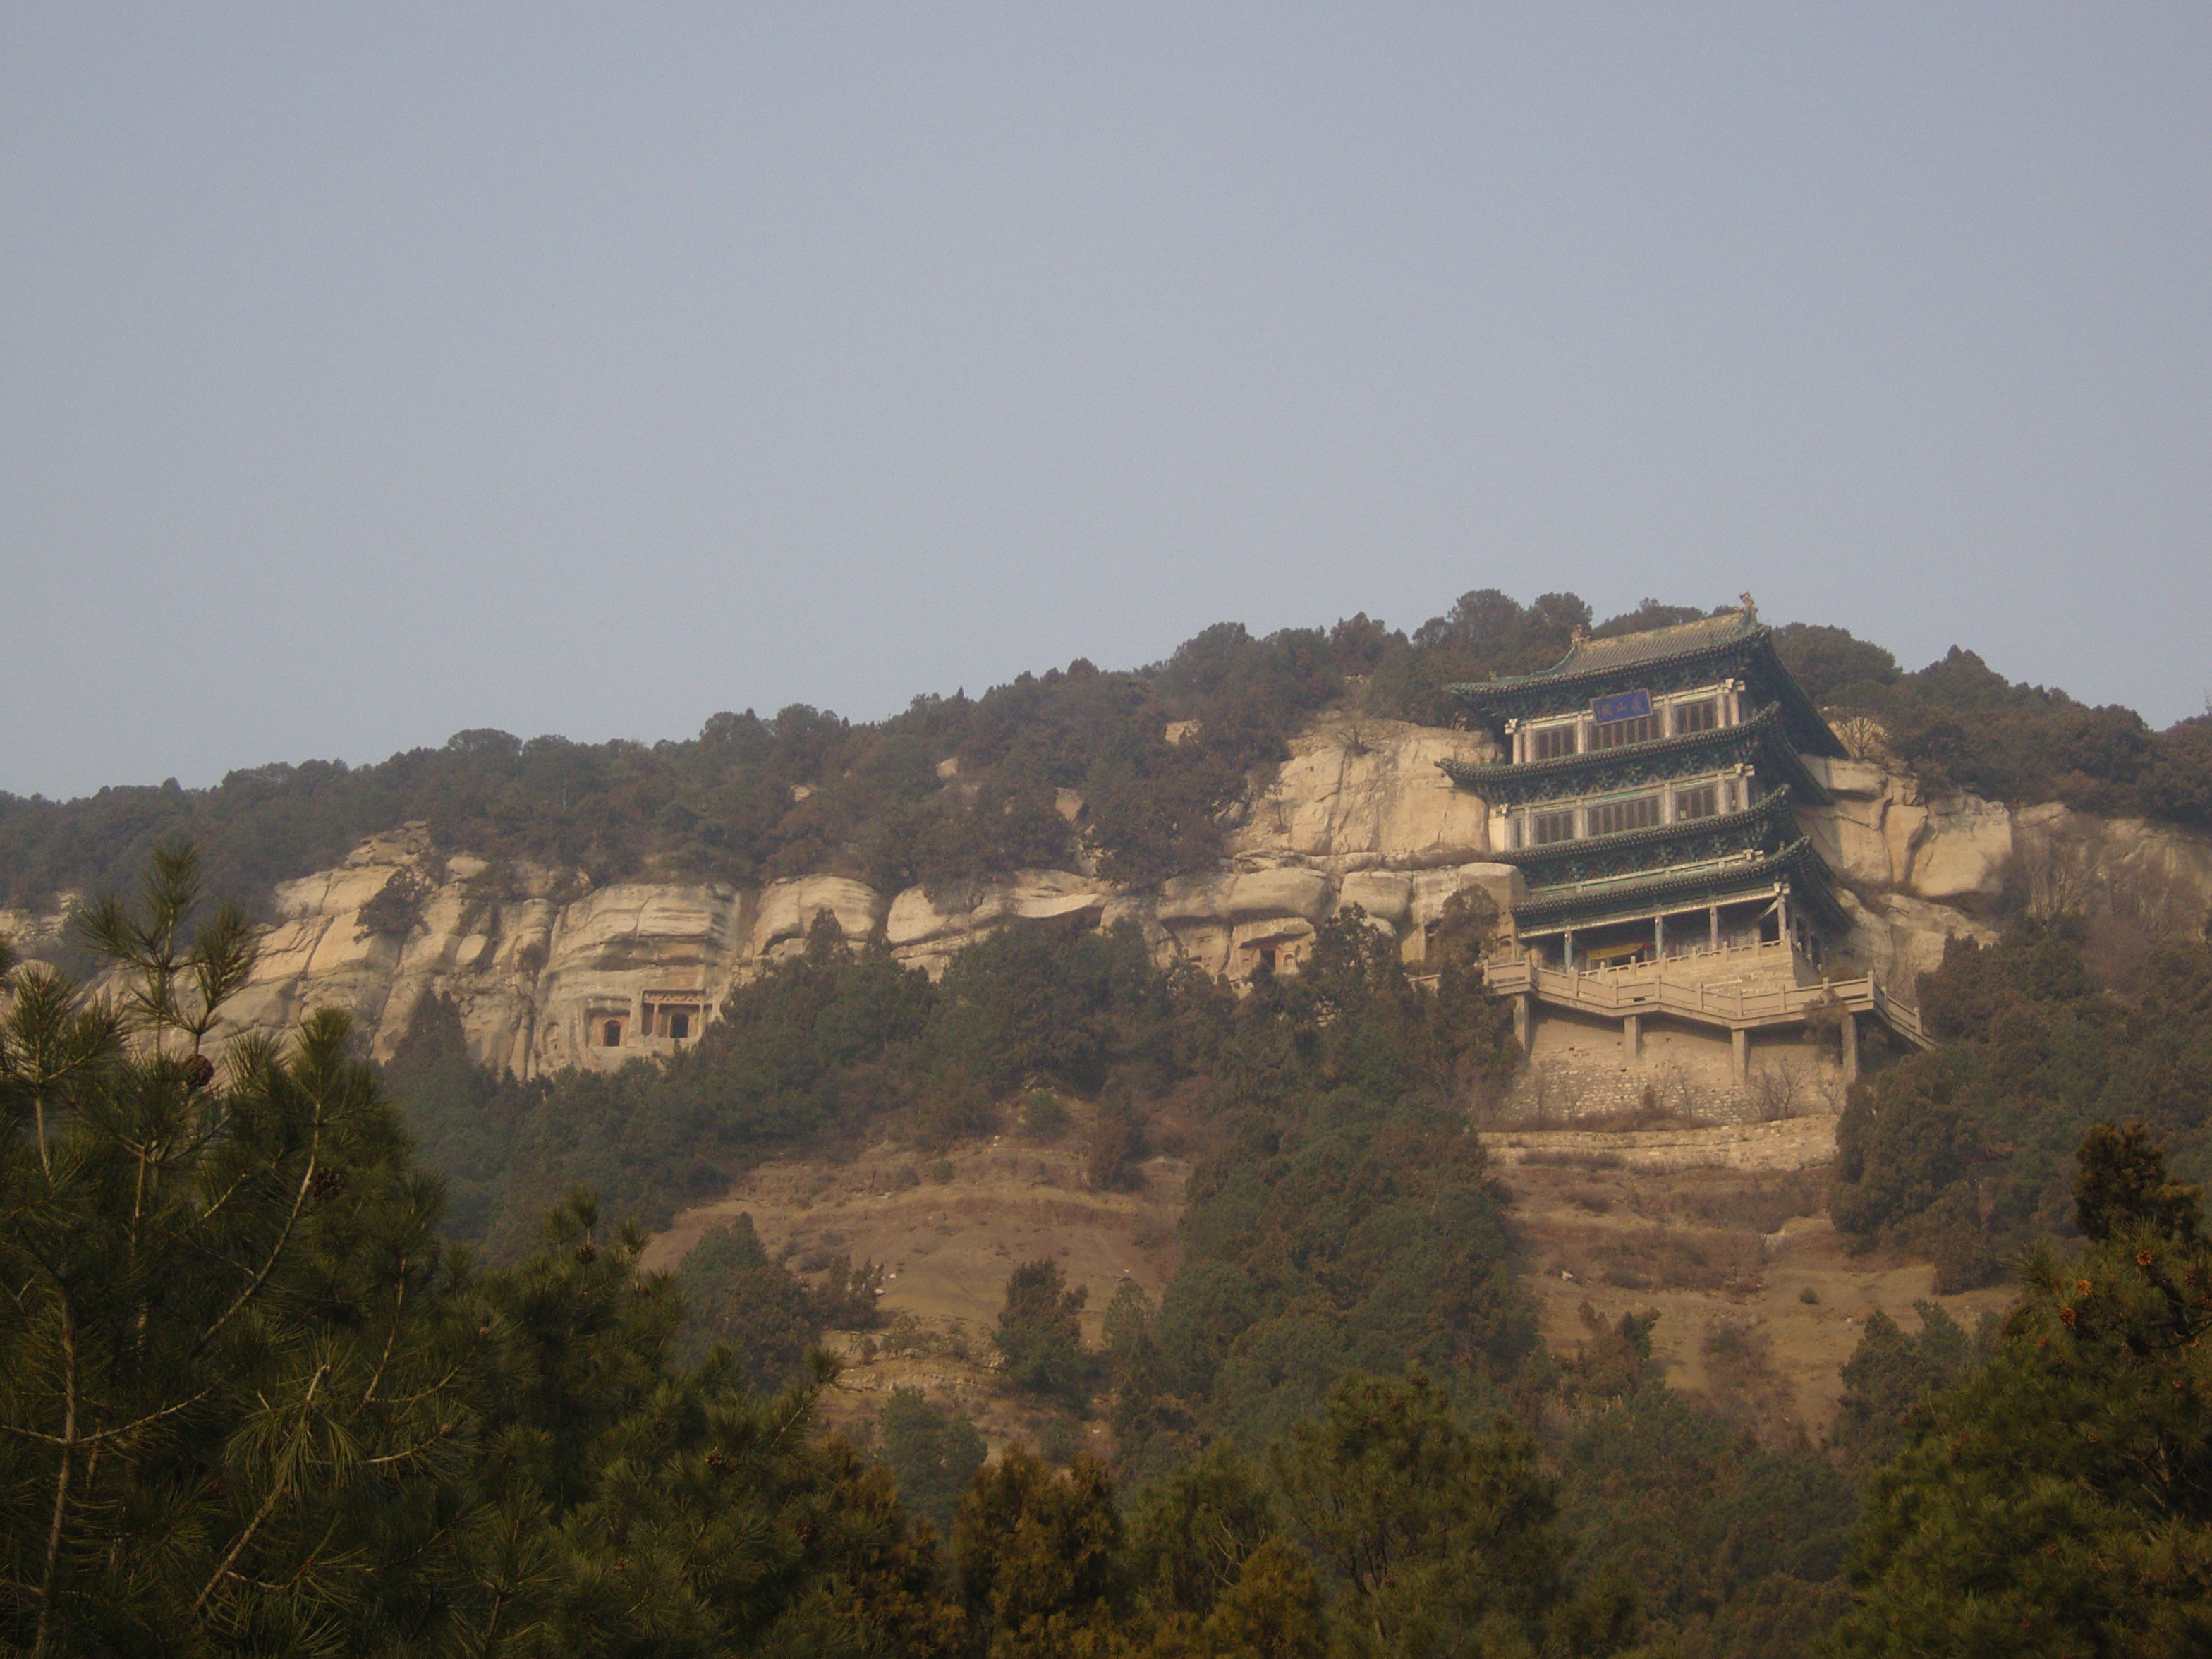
[
  {"left": 644, "top": 1124, "right": 1189, "bottom": 1447},
  {"left": 1490, "top": 1126, "right": 2012, "bottom": 1441},
  {"left": 646, "top": 1111, "right": 2011, "bottom": 1453}
]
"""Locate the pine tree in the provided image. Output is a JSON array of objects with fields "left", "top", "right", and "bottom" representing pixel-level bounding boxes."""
[
  {"left": 1825, "top": 1126, "right": 2212, "bottom": 1655},
  {"left": 0, "top": 846, "right": 486, "bottom": 1653},
  {"left": 0, "top": 849, "right": 970, "bottom": 1655},
  {"left": 1270, "top": 1372, "right": 1636, "bottom": 1657}
]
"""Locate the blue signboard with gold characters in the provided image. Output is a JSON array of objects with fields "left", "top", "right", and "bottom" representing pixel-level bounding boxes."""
[{"left": 1591, "top": 688, "right": 1652, "bottom": 725}]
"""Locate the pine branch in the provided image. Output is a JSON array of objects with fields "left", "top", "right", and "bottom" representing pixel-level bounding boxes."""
[
  {"left": 30, "top": 1292, "right": 76, "bottom": 1659},
  {"left": 193, "top": 1125, "right": 323, "bottom": 1360},
  {"left": 192, "top": 1363, "right": 330, "bottom": 1622},
  {"left": 1, "top": 1385, "right": 215, "bottom": 1449}
]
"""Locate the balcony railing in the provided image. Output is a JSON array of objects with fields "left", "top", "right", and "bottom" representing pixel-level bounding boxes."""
[{"left": 1481, "top": 949, "right": 1928, "bottom": 1047}]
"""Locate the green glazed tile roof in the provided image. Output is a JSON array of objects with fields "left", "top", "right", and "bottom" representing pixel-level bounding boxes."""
[
  {"left": 1436, "top": 705, "right": 1833, "bottom": 806},
  {"left": 1509, "top": 837, "right": 1850, "bottom": 935},
  {"left": 1488, "top": 607, "right": 1761, "bottom": 686},
  {"left": 1487, "top": 787, "right": 1797, "bottom": 871}
]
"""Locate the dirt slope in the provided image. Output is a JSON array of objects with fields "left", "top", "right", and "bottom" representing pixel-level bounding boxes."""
[
  {"left": 643, "top": 1120, "right": 1189, "bottom": 1449},
  {"left": 645, "top": 1112, "right": 2010, "bottom": 1453}
]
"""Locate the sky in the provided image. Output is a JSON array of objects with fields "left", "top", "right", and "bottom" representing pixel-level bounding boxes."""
[{"left": 4, "top": 6, "right": 2207, "bottom": 800}]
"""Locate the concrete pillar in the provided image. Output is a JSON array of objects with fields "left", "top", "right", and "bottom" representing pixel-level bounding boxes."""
[
  {"left": 1842, "top": 1011, "right": 1859, "bottom": 1083},
  {"left": 1514, "top": 992, "right": 1533, "bottom": 1054},
  {"left": 1624, "top": 1013, "right": 1641, "bottom": 1062},
  {"left": 1731, "top": 1027, "right": 1749, "bottom": 1083}
]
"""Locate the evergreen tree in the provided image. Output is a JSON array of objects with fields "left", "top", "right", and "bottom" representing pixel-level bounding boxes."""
[
  {"left": 875, "top": 1387, "right": 988, "bottom": 1533},
  {"left": 0, "top": 849, "right": 968, "bottom": 1656},
  {"left": 0, "top": 848, "right": 487, "bottom": 1653},
  {"left": 1826, "top": 1126, "right": 2212, "bottom": 1655},
  {"left": 997, "top": 1259, "right": 1094, "bottom": 1404},
  {"left": 1271, "top": 1373, "right": 1636, "bottom": 1657}
]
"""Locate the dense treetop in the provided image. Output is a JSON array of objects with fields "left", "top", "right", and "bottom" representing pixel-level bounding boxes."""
[{"left": 7, "top": 592, "right": 2208, "bottom": 915}]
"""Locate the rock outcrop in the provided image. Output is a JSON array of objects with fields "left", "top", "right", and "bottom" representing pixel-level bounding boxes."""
[{"left": 8, "top": 712, "right": 2208, "bottom": 1078}]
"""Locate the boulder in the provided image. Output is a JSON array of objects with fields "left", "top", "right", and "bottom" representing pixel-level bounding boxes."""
[
  {"left": 1337, "top": 870, "right": 1414, "bottom": 928},
  {"left": 1837, "top": 888, "right": 1995, "bottom": 999},
  {"left": 1799, "top": 784, "right": 1898, "bottom": 888},
  {"left": 1800, "top": 755, "right": 1885, "bottom": 798},
  {"left": 885, "top": 871, "right": 1117, "bottom": 973},
  {"left": 1907, "top": 798, "right": 2013, "bottom": 901},
  {"left": 1227, "top": 718, "right": 1490, "bottom": 868},
  {"left": 1157, "top": 867, "right": 1334, "bottom": 926},
  {"left": 748, "top": 877, "right": 882, "bottom": 956}
]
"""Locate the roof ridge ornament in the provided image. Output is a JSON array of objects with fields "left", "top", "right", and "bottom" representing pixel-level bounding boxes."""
[{"left": 1739, "top": 591, "right": 1757, "bottom": 621}]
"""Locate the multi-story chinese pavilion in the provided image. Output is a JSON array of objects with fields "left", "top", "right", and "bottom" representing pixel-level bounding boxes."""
[{"left": 1441, "top": 600, "right": 1919, "bottom": 1083}]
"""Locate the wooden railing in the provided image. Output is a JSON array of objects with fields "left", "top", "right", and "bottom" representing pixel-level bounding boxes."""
[{"left": 1482, "top": 952, "right": 1931, "bottom": 1047}]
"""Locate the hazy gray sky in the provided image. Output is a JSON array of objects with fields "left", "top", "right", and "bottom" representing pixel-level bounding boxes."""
[{"left": 5, "top": 6, "right": 2207, "bottom": 799}]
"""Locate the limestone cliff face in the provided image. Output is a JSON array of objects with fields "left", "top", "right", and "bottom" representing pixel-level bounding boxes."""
[{"left": 8, "top": 712, "right": 2209, "bottom": 1076}]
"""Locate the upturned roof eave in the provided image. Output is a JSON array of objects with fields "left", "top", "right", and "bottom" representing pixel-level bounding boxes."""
[
  {"left": 1509, "top": 838, "right": 1849, "bottom": 935},
  {"left": 1486, "top": 787, "right": 1797, "bottom": 871},
  {"left": 1444, "top": 631, "right": 1754, "bottom": 703},
  {"left": 1444, "top": 622, "right": 1848, "bottom": 761},
  {"left": 1435, "top": 706, "right": 1833, "bottom": 806}
]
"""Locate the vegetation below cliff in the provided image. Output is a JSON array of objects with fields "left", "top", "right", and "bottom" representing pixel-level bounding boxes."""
[
  {"left": 7, "top": 591, "right": 2209, "bottom": 920},
  {"left": 1830, "top": 920, "right": 2212, "bottom": 1291},
  {"left": 16, "top": 837, "right": 2212, "bottom": 1653}
]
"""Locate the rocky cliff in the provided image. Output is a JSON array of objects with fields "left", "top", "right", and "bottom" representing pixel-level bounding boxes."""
[{"left": 8, "top": 711, "right": 2210, "bottom": 1076}]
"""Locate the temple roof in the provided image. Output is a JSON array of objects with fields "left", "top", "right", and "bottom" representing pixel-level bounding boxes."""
[
  {"left": 1444, "top": 603, "right": 1847, "bottom": 760},
  {"left": 1437, "top": 705, "right": 1833, "bottom": 806},
  {"left": 1487, "top": 787, "right": 1798, "bottom": 879},
  {"left": 1509, "top": 837, "right": 1850, "bottom": 937},
  {"left": 1490, "top": 608, "right": 1761, "bottom": 686}
]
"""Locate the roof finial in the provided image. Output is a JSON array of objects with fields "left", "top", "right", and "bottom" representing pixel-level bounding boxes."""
[
  {"left": 1570, "top": 622, "right": 1590, "bottom": 643},
  {"left": 1738, "top": 590, "right": 1757, "bottom": 620}
]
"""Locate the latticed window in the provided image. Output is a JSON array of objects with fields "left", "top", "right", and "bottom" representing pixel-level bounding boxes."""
[
  {"left": 1672, "top": 699, "right": 1718, "bottom": 734},
  {"left": 1586, "top": 795, "right": 1660, "bottom": 837},
  {"left": 1531, "top": 808, "right": 1577, "bottom": 844},
  {"left": 1591, "top": 714, "right": 1659, "bottom": 749},
  {"left": 1529, "top": 724, "right": 1577, "bottom": 760},
  {"left": 1674, "top": 784, "right": 1720, "bottom": 821}
]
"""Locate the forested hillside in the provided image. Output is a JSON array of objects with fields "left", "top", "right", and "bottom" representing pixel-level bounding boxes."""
[
  {"left": 7, "top": 592, "right": 2209, "bottom": 916},
  {"left": 11, "top": 792, "right": 2212, "bottom": 1651},
  {"left": 11, "top": 595, "right": 2212, "bottom": 1655}
]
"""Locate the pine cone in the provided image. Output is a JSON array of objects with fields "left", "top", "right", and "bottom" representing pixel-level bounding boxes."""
[
  {"left": 308, "top": 1167, "right": 345, "bottom": 1203},
  {"left": 181, "top": 1054, "right": 216, "bottom": 1092}
]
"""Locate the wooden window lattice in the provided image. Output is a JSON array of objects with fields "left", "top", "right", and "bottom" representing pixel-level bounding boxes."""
[
  {"left": 1586, "top": 795, "right": 1660, "bottom": 837},
  {"left": 1591, "top": 715, "right": 1659, "bottom": 749},
  {"left": 1674, "top": 784, "right": 1720, "bottom": 821}
]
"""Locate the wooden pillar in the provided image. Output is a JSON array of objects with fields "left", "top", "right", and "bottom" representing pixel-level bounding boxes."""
[
  {"left": 1842, "top": 1011, "right": 1859, "bottom": 1083},
  {"left": 1731, "top": 1027, "right": 1749, "bottom": 1083},
  {"left": 1623, "top": 1013, "right": 1641, "bottom": 1062},
  {"left": 1775, "top": 889, "right": 1790, "bottom": 947},
  {"left": 1708, "top": 904, "right": 1720, "bottom": 952},
  {"left": 1514, "top": 992, "right": 1533, "bottom": 1053},
  {"left": 1564, "top": 929, "right": 1576, "bottom": 972},
  {"left": 1655, "top": 914, "right": 1666, "bottom": 959}
]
